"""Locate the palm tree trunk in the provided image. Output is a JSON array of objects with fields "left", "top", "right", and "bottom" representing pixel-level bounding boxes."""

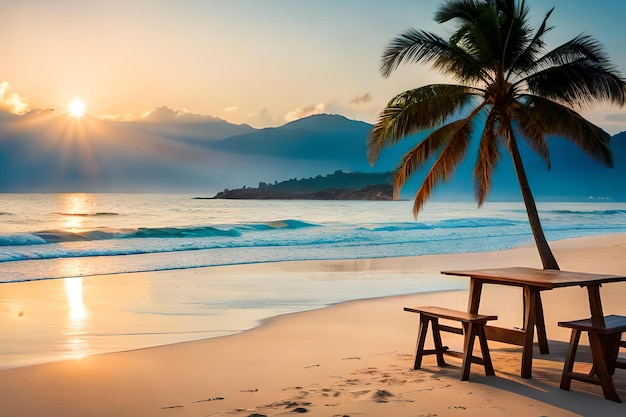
[{"left": 507, "top": 130, "right": 560, "bottom": 270}]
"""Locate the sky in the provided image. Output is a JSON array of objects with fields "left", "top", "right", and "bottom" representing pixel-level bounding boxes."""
[{"left": 2, "top": 0, "right": 626, "bottom": 133}]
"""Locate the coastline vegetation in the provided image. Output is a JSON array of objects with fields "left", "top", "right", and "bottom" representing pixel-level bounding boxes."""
[{"left": 209, "top": 170, "right": 394, "bottom": 200}]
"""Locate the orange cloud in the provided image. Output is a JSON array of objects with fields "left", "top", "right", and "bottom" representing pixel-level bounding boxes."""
[
  {"left": 0, "top": 82, "right": 30, "bottom": 114},
  {"left": 284, "top": 103, "right": 325, "bottom": 122},
  {"left": 349, "top": 92, "right": 372, "bottom": 105}
]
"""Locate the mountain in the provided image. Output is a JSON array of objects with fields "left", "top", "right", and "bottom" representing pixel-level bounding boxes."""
[
  {"left": 1, "top": 108, "right": 625, "bottom": 201},
  {"left": 205, "top": 114, "right": 373, "bottom": 162},
  {"left": 0, "top": 111, "right": 384, "bottom": 193},
  {"left": 126, "top": 106, "right": 255, "bottom": 142}
]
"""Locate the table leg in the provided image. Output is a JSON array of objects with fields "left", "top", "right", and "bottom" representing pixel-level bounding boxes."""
[
  {"left": 468, "top": 279, "right": 483, "bottom": 314},
  {"left": 535, "top": 291, "right": 549, "bottom": 354},
  {"left": 587, "top": 284, "right": 606, "bottom": 327},
  {"left": 521, "top": 286, "right": 538, "bottom": 379}
]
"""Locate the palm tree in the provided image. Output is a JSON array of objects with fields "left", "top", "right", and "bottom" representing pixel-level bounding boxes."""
[{"left": 367, "top": 0, "right": 626, "bottom": 270}]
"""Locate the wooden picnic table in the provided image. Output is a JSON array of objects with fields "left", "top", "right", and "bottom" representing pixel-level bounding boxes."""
[{"left": 441, "top": 267, "right": 626, "bottom": 379}]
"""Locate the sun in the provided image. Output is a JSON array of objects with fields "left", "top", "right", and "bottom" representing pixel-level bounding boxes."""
[{"left": 68, "top": 98, "right": 86, "bottom": 118}]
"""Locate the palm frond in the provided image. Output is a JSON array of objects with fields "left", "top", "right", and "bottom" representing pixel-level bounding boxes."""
[
  {"left": 380, "top": 29, "right": 449, "bottom": 78},
  {"left": 437, "top": 0, "right": 536, "bottom": 77},
  {"left": 509, "top": 101, "right": 551, "bottom": 168},
  {"left": 367, "top": 85, "right": 479, "bottom": 164},
  {"left": 435, "top": 40, "right": 495, "bottom": 84},
  {"left": 499, "top": 0, "right": 536, "bottom": 72},
  {"left": 524, "top": 59, "right": 626, "bottom": 107},
  {"left": 517, "top": 95, "right": 613, "bottom": 167},
  {"left": 392, "top": 126, "right": 454, "bottom": 199},
  {"left": 506, "top": 6, "right": 553, "bottom": 80},
  {"left": 532, "top": 35, "right": 610, "bottom": 70},
  {"left": 397, "top": 112, "right": 479, "bottom": 218},
  {"left": 435, "top": 0, "right": 483, "bottom": 24},
  {"left": 437, "top": 1, "right": 504, "bottom": 82},
  {"left": 473, "top": 110, "right": 502, "bottom": 205}
]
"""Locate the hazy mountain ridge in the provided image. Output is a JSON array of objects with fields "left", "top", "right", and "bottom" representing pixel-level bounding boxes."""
[
  {"left": 127, "top": 106, "right": 255, "bottom": 142},
  {"left": 206, "top": 115, "right": 372, "bottom": 161},
  {"left": 0, "top": 108, "right": 625, "bottom": 201}
]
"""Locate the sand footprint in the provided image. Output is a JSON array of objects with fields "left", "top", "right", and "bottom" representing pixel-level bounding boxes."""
[
  {"left": 192, "top": 397, "right": 225, "bottom": 403},
  {"left": 371, "top": 389, "right": 395, "bottom": 403}
]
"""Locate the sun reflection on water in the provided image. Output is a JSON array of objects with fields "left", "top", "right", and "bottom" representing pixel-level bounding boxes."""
[
  {"left": 65, "top": 277, "right": 88, "bottom": 321},
  {"left": 57, "top": 193, "right": 97, "bottom": 360},
  {"left": 59, "top": 193, "right": 95, "bottom": 231},
  {"left": 64, "top": 276, "right": 90, "bottom": 359}
]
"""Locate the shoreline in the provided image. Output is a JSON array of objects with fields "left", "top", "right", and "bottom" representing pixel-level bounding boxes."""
[
  {"left": 2, "top": 232, "right": 626, "bottom": 370},
  {"left": 0, "top": 233, "right": 625, "bottom": 416}
]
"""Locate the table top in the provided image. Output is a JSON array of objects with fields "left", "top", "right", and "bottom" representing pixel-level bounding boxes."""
[{"left": 441, "top": 267, "right": 626, "bottom": 289}]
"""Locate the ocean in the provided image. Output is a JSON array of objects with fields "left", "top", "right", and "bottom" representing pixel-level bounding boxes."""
[
  {"left": 2, "top": 193, "right": 626, "bottom": 284},
  {"left": 1, "top": 193, "right": 626, "bottom": 368}
]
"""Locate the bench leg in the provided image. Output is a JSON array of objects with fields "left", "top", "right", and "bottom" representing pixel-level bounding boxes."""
[
  {"left": 588, "top": 332, "right": 621, "bottom": 403},
  {"left": 560, "top": 329, "right": 580, "bottom": 391},
  {"left": 413, "top": 315, "right": 430, "bottom": 370},
  {"left": 461, "top": 322, "right": 477, "bottom": 381},
  {"left": 605, "top": 333, "right": 622, "bottom": 375},
  {"left": 431, "top": 318, "right": 447, "bottom": 367},
  {"left": 478, "top": 324, "right": 495, "bottom": 376}
]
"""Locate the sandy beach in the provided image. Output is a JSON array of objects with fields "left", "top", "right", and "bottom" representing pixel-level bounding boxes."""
[{"left": 1, "top": 233, "right": 625, "bottom": 416}]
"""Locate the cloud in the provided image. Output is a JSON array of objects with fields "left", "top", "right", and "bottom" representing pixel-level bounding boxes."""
[
  {"left": 284, "top": 103, "right": 325, "bottom": 122},
  {"left": 349, "top": 92, "right": 372, "bottom": 106},
  {"left": 224, "top": 106, "right": 239, "bottom": 112},
  {"left": 257, "top": 108, "right": 275, "bottom": 124},
  {"left": 141, "top": 106, "right": 178, "bottom": 121},
  {"left": 100, "top": 113, "right": 134, "bottom": 121},
  {"left": 0, "top": 81, "right": 30, "bottom": 114},
  {"left": 139, "top": 106, "right": 220, "bottom": 123},
  {"left": 605, "top": 113, "right": 626, "bottom": 122}
]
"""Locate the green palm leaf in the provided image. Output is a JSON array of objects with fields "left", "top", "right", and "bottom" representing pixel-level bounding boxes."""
[
  {"left": 380, "top": 29, "right": 449, "bottom": 78},
  {"left": 509, "top": 101, "right": 551, "bottom": 168},
  {"left": 394, "top": 114, "right": 477, "bottom": 217},
  {"left": 473, "top": 111, "right": 502, "bottom": 205},
  {"left": 516, "top": 96, "right": 613, "bottom": 167},
  {"left": 367, "top": 85, "right": 478, "bottom": 164},
  {"left": 525, "top": 60, "right": 626, "bottom": 106}
]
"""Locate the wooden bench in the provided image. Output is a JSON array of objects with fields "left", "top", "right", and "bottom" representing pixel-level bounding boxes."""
[
  {"left": 558, "top": 314, "right": 626, "bottom": 402},
  {"left": 404, "top": 306, "right": 498, "bottom": 381}
]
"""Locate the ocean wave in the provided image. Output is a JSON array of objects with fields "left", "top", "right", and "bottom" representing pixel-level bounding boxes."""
[
  {"left": 367, "top": 223, "right": 433, "bottom": 232},
  {"left": 507, "top": 208, "right": 626, "bottom": 216},
  {"left": 130, "top": 226, "right": 241, "bottom": 239},
  {"left": 0, "top": 226, "right": 536, "bottom": 264},
  {"left": 544, "top": 209, "right": 626, "bottom": 215},
  {"left": 363, "top": 217, "right": 523, "bottom": 232},
  {"left": 244, "top": 219, "right": 319, "bottom": 231},
  {"left": 0, "top": 234, "right": 47, "bottom": 247},
  {"left": 436, "top": 218, "right": 523, "bottom": 228},
  {"left": 0, "top": 219, "right": 319, "bottom": 247}
]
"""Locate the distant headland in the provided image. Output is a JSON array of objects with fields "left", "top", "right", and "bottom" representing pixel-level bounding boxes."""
[{"left": 200, "top": 170, "right": 394, "bottom": 200}]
